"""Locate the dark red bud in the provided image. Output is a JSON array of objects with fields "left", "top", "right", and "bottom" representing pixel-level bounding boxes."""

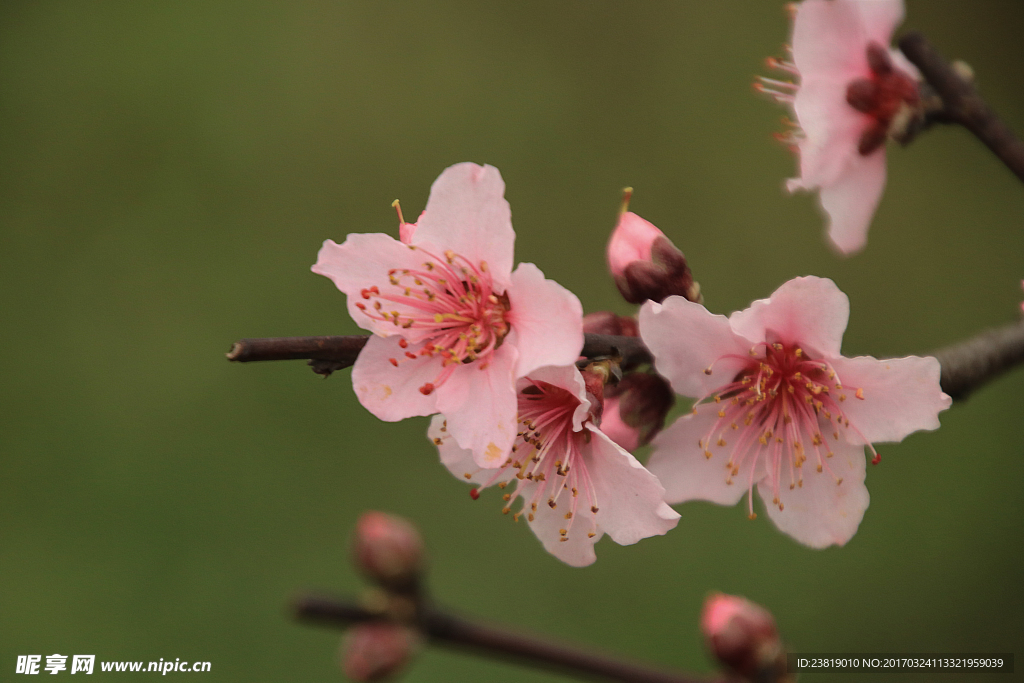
[
  {"left": 340, "top": 622, "right": 419, "bottom": 682},
  {"left": 352, "top": 512, "right": 425, "bottom": 592}
]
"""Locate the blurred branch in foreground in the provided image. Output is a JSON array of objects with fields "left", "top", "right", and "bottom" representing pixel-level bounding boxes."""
[
  {"left": 295, "top": 511, "right": 749, "bottom": 683},
  {"left": 900, "top": 31, "right": 1024, "bottom": 184},
  {"left": 228, "top": 319, "right": 1024, "bottom": 402},
  {"left": 293, "top": 593, "right": 715, "bottom": 683}
]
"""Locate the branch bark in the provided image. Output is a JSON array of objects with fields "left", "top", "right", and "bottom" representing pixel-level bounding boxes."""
[
  {"left": 227, "top": 332, "right": 653, "bottom": 374},
  {"left": 292, "top": 593, "right": 714, "bottom": 683},
  {"left": 933, "top": 318, "right": 1024, "bottom": 401},
  {"left": 899, "top": 31, "right": 1024, "bottom": 183}
]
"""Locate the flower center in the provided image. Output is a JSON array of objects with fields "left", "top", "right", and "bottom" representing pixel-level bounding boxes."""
[
  {"left": 465, "top": 381, "right": 601, "bottom": 543},
  {"left": 354, "top": 245, "right": 511, "bottom": 394},
  {"left": 845, "top": 42, "right": 920, "bottom": 155},
  {"left": 697, "top": 341, "right": 878, "bottom": 517}
]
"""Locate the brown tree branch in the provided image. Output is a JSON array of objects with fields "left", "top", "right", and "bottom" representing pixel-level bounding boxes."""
[
  {"left": 226, "top": 332, "right": 653, "bottom": 375},
  {"left": 292, "top": 593, "right": 714, "bottom": 683},
  {"left": 229, "top": 318, "right": 1024, "bottom": 401},
  {"left": 933, "top": 318, "right": 1024, "bottom": 401},
  {"left": 899, "top": 31, "right": 1024, "bottom": 183}
]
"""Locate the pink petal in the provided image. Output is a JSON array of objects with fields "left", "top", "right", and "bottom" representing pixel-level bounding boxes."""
[
  {"left": 412, "top": 163, "right": 515, "bottom": 292},
  {"left": 436, "top": 343, "right": 519, "bottom": 468},
  {"left": 729, "top": 276, "right": 849, "bottom": 359},
  {"left": 606, "top": 212, "right": 664, "bottom": 277},
  {"left": 525, "top": 481, "right": 601, "bottom": 567},
  {"left": 853, "top": 0, "right": 905, "bottom": 46},
  {"left": 506, "top": 262, "right": 584, "bottom": 379},
  {"left": 585, "top": 426, "right": 680, "bottom": 546},
  {"left": 598, "top": 397, "right": 642, "bottom": 452},
  {"left": 758, "top": 438, "right": 870, "bottom": 548},
  {"left": 398, "top": 221, "right": 417, "bottom": 244},
  {"left": 818, "top": 147, "right": 888, "bottom": 255},
  {"left": 351, "top": 335, "right": 441, "bottom": 421},
  {"left": 430, "top": 415, "right": 516, "bottom": 487},
  {"left": 312, "top": 234, "right": 438, "bottom": 342},
  {"left": 828, "top": 354, "right": 951, "bottom": 445},
  {"left": 792, "top": 0, "right": 873, "bottom": 78},
  {"left": 518, "top": 364, "right": 592, "bottom": 431},
  {"left": 639, "top": 297, "right": 753, "bottom": 398},
  {"left": 646, "top": 407, "right": 750, "bottom": 506},
  {"left": 790, "top": 78, "right": 867, "bottom": 190}
]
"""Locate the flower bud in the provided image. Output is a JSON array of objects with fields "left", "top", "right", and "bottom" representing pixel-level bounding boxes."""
[
  {"left": 701, "top": 593, "right": 786, "bottom": 681},
  {"left": 603, "top": 372, "right": 675, "bottom": 449},
  {"left": 352, "top": 511, "right": 424, "bottom": 593},
  {"left": 607, "top": 205, "right": 701, "bottom": 305},
  {"left": 340, "top": 622, "right": 419, "bottom": 682},
  {"left": 582, "top": 311, "right": 639, "bottom": 338}
]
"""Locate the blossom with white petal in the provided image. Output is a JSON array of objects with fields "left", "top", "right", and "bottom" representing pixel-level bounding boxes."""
[
  {"left": 640, "top": 276, "right": 950, "bottom": 548},
  {"left": 313, "top": 163, "right": 584, "bottom": 467},
  {"left": 430, "top": 365, "right": 679, "bottom": 567}
]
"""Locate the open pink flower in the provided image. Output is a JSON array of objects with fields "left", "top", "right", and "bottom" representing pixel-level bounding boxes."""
[
  {"left": 639, "top": 276, "right": 950, "bottom": 548},
  {"left": 759, "top": 0, "right": 920, "bottom": 254},
  {"left": 313, "top": 163, "right": 584, "bottom": 467},
  {"left": 430, "top": 365, "right": 679, "bottom": 567}
]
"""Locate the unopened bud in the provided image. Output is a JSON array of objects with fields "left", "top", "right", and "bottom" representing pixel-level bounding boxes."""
[
  {"left": 582, "top": 311, "right": 639, "bottom": 337},
  {"left": 603, "top": 372, "right": 675, "bottom": 449},
  {"left": 702, "top": 593, "right": 786, "bottom": 681},
  {"left": 353, "top": 511, "right": 424, "bottom": 592},
  {"left": 340, "top": 622, "right": 419, "bottom": 682},
  {"left": 607, "top": 210, "right": 700, "bottom": 305}
]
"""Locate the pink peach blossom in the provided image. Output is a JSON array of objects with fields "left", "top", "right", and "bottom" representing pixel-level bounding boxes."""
[
  {"left": 313, "top": 163, "right": 584, "bottom": 467},
  {"left": 759, "top": 0, "right": 920, "bottom": 254},
  {"left": 430, "top": 365, "right": 679, "bottom": 567},
  {"left": 639, "top": 276, "right": 950, "bottom": 548}
]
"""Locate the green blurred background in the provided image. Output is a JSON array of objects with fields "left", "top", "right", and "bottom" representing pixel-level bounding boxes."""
[{"left": 1, "top": 1, "right": 1022, "bottom": 681}]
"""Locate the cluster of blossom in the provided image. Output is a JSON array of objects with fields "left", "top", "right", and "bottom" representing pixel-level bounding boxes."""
[{"left": 312, "top": 0, "right": 952, "bottom": 567}]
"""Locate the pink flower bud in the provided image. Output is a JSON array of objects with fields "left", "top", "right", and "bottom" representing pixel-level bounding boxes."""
[
  {"left": 602, "top": 372, "right": 675, "bottom": 450},
  {"left": 701, "top": 593, "right": 785, "bottom": 680},
  {"left": 352, "top": 511, "right": 424, "bottom": 592},
  {"left": 607, "top": 211, "right": 665, "bottom": 279},
  {"left": 606, "top": 206, "right": 700, "bottom": 305},
  {"left": 340, "top": 622, "right": 419, "bottom": 682},
  {"left": 582, "top": 311, "right": 639, "bottom": 338}
]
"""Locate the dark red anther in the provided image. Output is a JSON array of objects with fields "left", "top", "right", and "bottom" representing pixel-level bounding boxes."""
[
  {"left": 418, "top": 382, "right": 434, "bottom": 395},
  {"left": 389, "top": 358, "right": 399, "bottom": 367},
  {"left": 846, "top": 78, "right": 879, "bottom": 113},
  {"left": 469, "top": 488, "right": 481, "bottom": 500},
  {"left": 871, "top": 451, "right": 881, "bottom": 465},
  {"left": 866, "top": 42, "right": 893, "bottom": 75}
]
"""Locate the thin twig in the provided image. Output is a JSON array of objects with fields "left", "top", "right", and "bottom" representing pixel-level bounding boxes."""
[
  {"left": 229, "top": 318, "right": 1024, "bottom": 400},
  {"left": 933, "top": 318, "right": 1024, "bottom": 401},
  {"left": 292, "top": 593, "right": 713, "bottom": 683},
  {"left": 227, "top": 333, "right": 653, "bottom": 374},
  {"left": 899, "top": 31, "right": 1024, "bottom": 183}
]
